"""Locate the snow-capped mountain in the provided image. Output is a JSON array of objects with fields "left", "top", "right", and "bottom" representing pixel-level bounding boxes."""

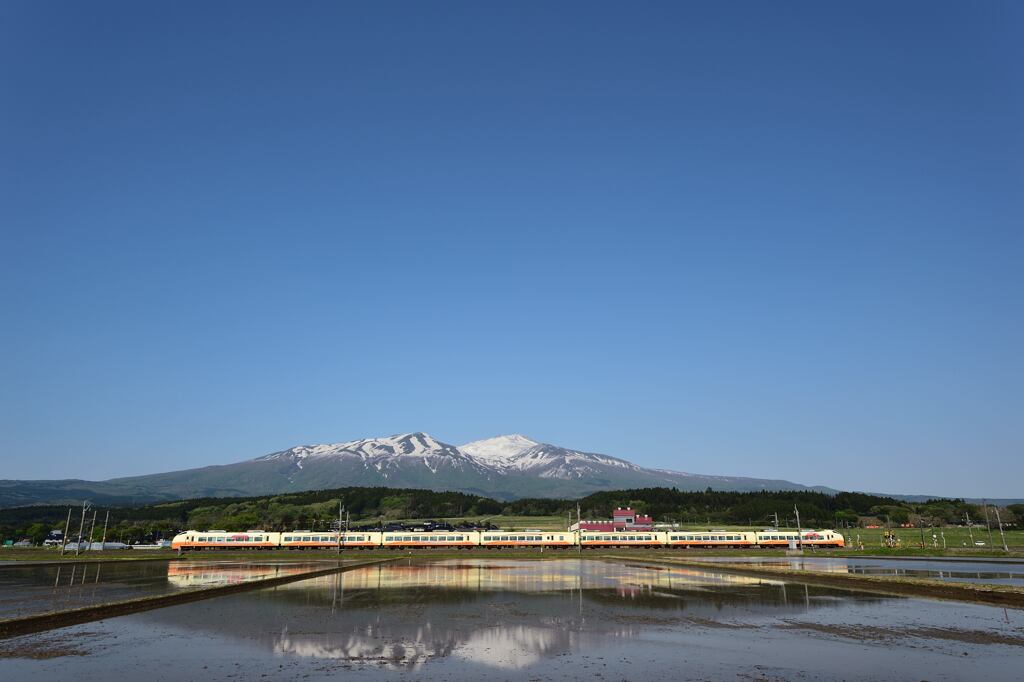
[
  {"left": 460, "top": 435, "right": 644, "bottom": 480},
  {"left": 260, "top": 433, "right": 483, "bottom": 475},
  {"left": 459, "top": 434, "right": 539, "bottom": 467},
  {"left": 0, "top": 432, "right": 838, "bottom": 507}
]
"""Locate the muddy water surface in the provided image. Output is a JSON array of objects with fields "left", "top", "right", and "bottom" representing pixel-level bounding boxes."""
[
  {"left": 682, "top": 555, "right": 1024, "bottom": 585},
  {"left": 1, "top": 558, "right": 1021, "bottom": 681},
  {"left": 0, "top": 559, "right": 343, "bottom": 618}
]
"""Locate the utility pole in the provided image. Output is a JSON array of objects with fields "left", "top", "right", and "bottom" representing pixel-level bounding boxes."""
[
  {"left": 87, "top": 510, "right": 97, "bottom": 551},
  {"left": 772, "top": 512, "right": 780, "bottom": 529},
  {"left": 60, "top": 507, "right": 72, "bottom": 557},
  {"left": 983, "top": 502, "right": 995, "bottom": 546},
  {"left": 100, "top": 511, "right": 110, "bottom": 549},
  {"left": 994, "top": 508, "right": 1009, "bottom": 553},
  {"left": 75, "top": 501, "right": 90, "bottom": 557},
  {"left": 965, "top": 512, "right": 975, "bottom": 546},
  {"left": 794, "top": 506, "right": 803, "bottom": 550},
  {"left": 342, "top": 499, "right": 350, "bottom": 552},
  {"left": 577, "top": 503, "right": 582, "bottom": 554}
]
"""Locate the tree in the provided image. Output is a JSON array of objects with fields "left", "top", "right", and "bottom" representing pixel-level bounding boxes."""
[{"left": 25, "top": 523, "right": 48, "bottom": 545}]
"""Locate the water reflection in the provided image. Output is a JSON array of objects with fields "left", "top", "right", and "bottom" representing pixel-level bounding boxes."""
[
  {"left": 147, "top": 559, "right": 895, "bottom": 672},
  {"left": 684, "top": 556, "right": 1024, "bottom": 586},
  {"left": 3, "top": 559, "right": 1021, "bottom": 681},
  {"left": 165, "top": 561, "right": 329, "bottom": 588},
  {"left": 0, "top": 560, "right": 337, "bottom": 619}
]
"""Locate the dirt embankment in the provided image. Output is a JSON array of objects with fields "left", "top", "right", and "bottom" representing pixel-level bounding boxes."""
[
  {"left": 0, "top": 558, "right": 398, "bottom": 640},
  {"left": 605, "top": 555, "right": 1024, "bottom": 610}
]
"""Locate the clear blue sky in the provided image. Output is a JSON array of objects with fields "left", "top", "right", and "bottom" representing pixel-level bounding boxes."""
[{"left": 1, "top": 2, "right": 1021, "bottom": 497}]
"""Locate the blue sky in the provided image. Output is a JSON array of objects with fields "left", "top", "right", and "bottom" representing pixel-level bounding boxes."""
[{"left": 1, "top": 3, "right": 1021, "bottom": 497}]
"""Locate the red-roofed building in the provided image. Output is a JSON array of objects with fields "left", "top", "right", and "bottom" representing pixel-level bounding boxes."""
[{"left": 570, "top": 507, "right": 653, "bottom": 532}]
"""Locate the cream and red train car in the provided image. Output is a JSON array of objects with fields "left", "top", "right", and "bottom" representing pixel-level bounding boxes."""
[
  {"left": 171, "top": 530, "right": 281, "bottom": 550},
  {"left": 754, "top": 529, "right": 845, "bottom": 548},
  {"left": 479, "top": 531, "right": 574, "bottom": 548},
  {"left": 381, "top": 530, "right": 480, "bottom": 548},
  {"left": 279, "top": 531, "right": 383, "bottom": 549},
  {"left": 579, "top": 531, "right": 660, "bottom": 548},
  {"left": 664, "top": 531, "right": 756, "bottom": 548}
]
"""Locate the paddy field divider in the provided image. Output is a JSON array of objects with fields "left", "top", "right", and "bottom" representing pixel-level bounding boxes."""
[
  {"left": 603, "top": 555, "right": 1024, "bottom": 609},
  {"left": 0, "top": 556, "right": 399, "bottom": 640}
]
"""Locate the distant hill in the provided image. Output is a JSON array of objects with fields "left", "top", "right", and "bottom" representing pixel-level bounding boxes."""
[{"left": 0, "top": 432, "right": 839, "bottom": 508}]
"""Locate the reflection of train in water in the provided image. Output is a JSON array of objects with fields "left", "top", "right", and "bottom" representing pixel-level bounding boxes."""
[{"left": 171, "top": 528, "right": 844, "bottom": 550}]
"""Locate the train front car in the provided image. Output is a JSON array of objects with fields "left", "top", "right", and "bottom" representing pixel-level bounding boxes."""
[
  {"left": 280, "top": 531, "right": 383, "bottom": 550},
  {"left": 579, "top": 531, "right": 661, "bottom": 549},
  {"left": 170, "top": 530, "right": 281, "bottom": 551},
  {"left": 381, "top": 530, "right": 480, "bottom": 549},
  {"left": 754, "top": 529, "right": 845, "bottom": 548},
  {"left": 479, "top": 532, "right": 574, "bottom": 549},
  {"left": 802, "top": 529, "right": 845, "bottom": 547},
  {"left": 664, "top": 531, "right": 756, "bottom": 548}
]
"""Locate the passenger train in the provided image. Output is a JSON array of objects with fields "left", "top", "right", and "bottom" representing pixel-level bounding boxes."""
[{"left": 171, "top": 528, "right": 844, "bottom": 550}]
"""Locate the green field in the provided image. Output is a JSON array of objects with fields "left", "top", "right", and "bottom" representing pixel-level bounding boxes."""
[
  {"left": 391, "top": 515, "right": 571, "bottom": 531},
  {"left": 2, "top": 516, "right": 1020, "bottom": 562},
  {"left": 392, "top": 517, "right": 1024, "bottom": 550}
]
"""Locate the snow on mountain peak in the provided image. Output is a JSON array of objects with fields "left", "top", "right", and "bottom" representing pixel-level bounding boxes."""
[
  {"left": 261, "top": 432, "right": 462, "bottom": 462},
  {"left": 459, "top": 434, "right": 539, "bottom": 466}
]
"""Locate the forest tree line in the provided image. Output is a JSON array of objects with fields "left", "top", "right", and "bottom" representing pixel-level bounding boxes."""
[{"left": 2, "top": 486, "right": 1020, "bottom": 545}]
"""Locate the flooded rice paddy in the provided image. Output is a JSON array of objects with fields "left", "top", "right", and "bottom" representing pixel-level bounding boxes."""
[
  {"left": 0, "top": 560, "right": 351, "bottom": 619},
  {"left": 683, "top": 555, "right": 1024, "bottom": 585},
  {"left": 1, "top": 558, "right": 1022, "bottom": 681}
]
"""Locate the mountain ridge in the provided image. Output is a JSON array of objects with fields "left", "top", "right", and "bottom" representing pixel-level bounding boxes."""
[{"left": 0, "top": 431, "right": 978, "bottom": 508}]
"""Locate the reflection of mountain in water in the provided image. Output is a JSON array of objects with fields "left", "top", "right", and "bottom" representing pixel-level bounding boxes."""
[
  {"left": 273, "top": 620, "right": 586, "bottom": 670},
  {"left": 149, "top": 559, "right": 894, "bottom": 672}
]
